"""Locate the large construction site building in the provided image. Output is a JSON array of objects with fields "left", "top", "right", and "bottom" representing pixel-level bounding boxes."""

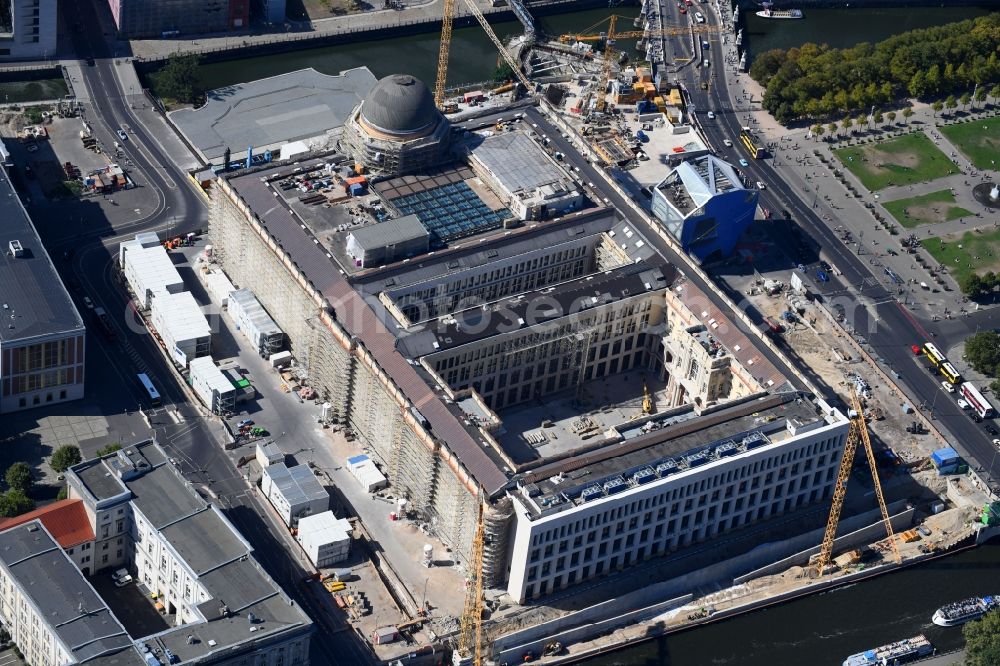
[{"left": 207, "top": 82, "right": 847, "bottom": 601}]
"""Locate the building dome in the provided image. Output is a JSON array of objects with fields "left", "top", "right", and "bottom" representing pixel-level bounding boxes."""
[{"left": 359, "top": 74, "right": 441, "bottom": 137}]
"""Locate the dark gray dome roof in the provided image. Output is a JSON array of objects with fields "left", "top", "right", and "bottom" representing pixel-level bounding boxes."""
[{"left": 360, "top": 74, "right": 441, "bottom": 135}]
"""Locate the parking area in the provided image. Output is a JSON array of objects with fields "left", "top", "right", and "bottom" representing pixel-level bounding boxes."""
[{"left": 89, "top": 569, "right": 171, "bottom": 639}]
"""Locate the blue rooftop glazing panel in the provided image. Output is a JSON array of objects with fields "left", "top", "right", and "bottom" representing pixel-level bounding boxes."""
[{"left": 391, "top": 181, "right": 508, "bottom": 243}]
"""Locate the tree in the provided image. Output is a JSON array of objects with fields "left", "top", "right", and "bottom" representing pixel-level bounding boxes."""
[
  {"left": 492, "top": 61, "right": 514, "bottom": 85},
  {"left": 5, "top": 463, "right": 31, "bottom": 495},
  {"left": 932, "top": 100, "right": 944, "bottom": 117},
  {"left": 813, "top": 124, "right": 825, "bottom": 139},
  {"left": 827, "top": 122, "right": 838, "bottom": 138},
  {"left": 902, "top": 107, "right": 914, "bottom": 124},
  {"left": 872, "top": 109, "right": 884, "bottom": 128},
  {"left": 945, "top": 95, "right": 958, "bottom": 116},
  {"left": 991, "top": 84, "right": 1000, "bottom": 107},
  {"left": 974, "top": 87, "right": 988, "bottom": 109},
  {"left": 153, "top": 53, "right": 202, "bottom": 104},
  {"left": 0, "top": 491, "right": 34, "bottom": 518},
  {"left": 50, "top": 445, "right": 81, "bottom": 473},
  {"left": 964, "top": 330, "right": 1000, "bottom": 375},
  {"left": 886, "top": 111, "right": 897, "bottom": 125},
  {"left": 960, "top": 92, "right": 971, "bottom": 111},
  {"left": 96, "top": 443, "right": 122, "bottom": 457},
  {"left": 841, "top": 117, "right": 852, "bottom": 134},
  {"left": 56, "top": 485, "right": 68, "bottom": 501},
  {"left": 964, "top": 610, "right": 1000, "bottom": 666},
  {"left": 961, "top": 273, "right": 987, "bottom": 299}
]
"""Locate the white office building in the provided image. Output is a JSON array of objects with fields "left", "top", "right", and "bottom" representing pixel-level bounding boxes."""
[
  {"left": 262, "top": 463, "right": 329, "bottom": 526},
  {"left": 228, "top": 288, "right": 284, "bottom": 356},
  {"left": 506, "top": 394, "right": 850, "bottom": 602},
  {"left": 296, "top": 511, "right": 352, "bottom": 568},
  {"left": 150, "top": 291, "right": 212, "bottom": 366},
  {"left": 120, "top": 237, "right": 184, "bottom": 310},
  {"left": 188, "top": 356, "right": 236, "bottom": 414}
]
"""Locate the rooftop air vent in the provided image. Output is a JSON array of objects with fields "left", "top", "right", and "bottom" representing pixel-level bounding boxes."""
[{"left": 9, "top": 240, "right": 23, "bottom": 257}]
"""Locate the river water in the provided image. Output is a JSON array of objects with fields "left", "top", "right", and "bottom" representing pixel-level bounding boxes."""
[
  {"left": 191, "top": 7, "right": 642, "bottom": 93},
  {"left": 742, "top": 6, "right": 996, "bottom": 54},
  {"left": 581, "top": 538, "right": 1000, "bottom": 665}
]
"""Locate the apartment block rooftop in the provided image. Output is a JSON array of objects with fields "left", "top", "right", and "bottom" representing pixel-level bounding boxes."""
[
  {"left": 516, "top": 392, "right": 837, "bottom": 518},
  {"left": 0, "top": 521, "right": 140, "bottom": 664},
  {"left": 67, "top": 441, "right": 313, "bottom": 662},
  {"left": 0, "top": 166, "right": 84, "bottom": 343}
]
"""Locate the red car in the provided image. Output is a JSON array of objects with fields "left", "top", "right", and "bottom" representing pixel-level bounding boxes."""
[
  {"left": 911, "top": 344, "right": 922, "bottom": 355},
  {"left": 680, "top": 6, "right": 687, "bottom": 12}
]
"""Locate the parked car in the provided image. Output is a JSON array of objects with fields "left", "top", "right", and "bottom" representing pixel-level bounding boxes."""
[
  {"left": 941, "top": 381, "right": 955, "bottom": 394},
  {"left": 985, "top": 424, "right": 998, "bottom": 436},
  {"left": 707, "top": 111, "right": 715, "bottom": 119},
  {"left": 739, "top": 158, "right": 749, "bottom": 167},
  {"left": 723, "top": 138, "right": 732, "bottom": 147},
  {"left": 116, "top": 129, "right": 128, "bottom": 141},
  {"left": 112, "top": 569, "right": 133, "bottom": 587},
  {"left": 957, "top": 398, "right": 971, "bottom": 410},
  {"left": 82, "top": 296, "right": 94, "bottom": 310},
  {"left": 237, "top": 419, "right": 254, "bottom": 428}
]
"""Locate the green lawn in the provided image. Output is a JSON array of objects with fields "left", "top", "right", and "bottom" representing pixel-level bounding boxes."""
[
  {"left": 833, "top": 132, "right": 958, "bottom": 191},
  {"left": 882, "top": 189, "right": 974, "bottom": 228},
  {"left": 922, "top": 227, "right": 1000, "bottom": 284},
  {"left": 940, "top": 116, "right": 1000, "bottom": 171}
]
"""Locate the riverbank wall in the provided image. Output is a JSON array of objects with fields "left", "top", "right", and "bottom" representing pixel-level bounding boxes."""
[
  {"left": 132, "top": 0, "right": 616, "bottom": 72},
  {"left": 489, "top": 502, "right": 916, "bottom": 664},
  {"left": 543, "top": 531, "right": 982, "bottom": 665}
]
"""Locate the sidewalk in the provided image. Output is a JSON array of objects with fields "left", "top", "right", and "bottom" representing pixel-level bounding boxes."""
[{"left": 715, "top": 28, "right": 1000, "bottom": 315}]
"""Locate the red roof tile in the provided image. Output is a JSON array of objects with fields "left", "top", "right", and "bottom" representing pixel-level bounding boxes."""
[{"left": 0, "top": 499, "right": 94, "bottom": 548}]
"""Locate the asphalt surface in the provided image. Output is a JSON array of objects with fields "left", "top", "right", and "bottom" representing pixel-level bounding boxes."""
[{"left": 683, "top": 1, "right": 1000, "bottom": 491}]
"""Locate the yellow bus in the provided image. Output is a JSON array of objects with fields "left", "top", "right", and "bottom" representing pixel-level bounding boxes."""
[
  {"left": 939, "top": 362, "right": 963, "bottom": 385},
  {"left": 922, "top": 342, "right": 946, "bottom": 368},
  {"left": 739, "top": 131, "right": 765, "bottom": 159}
]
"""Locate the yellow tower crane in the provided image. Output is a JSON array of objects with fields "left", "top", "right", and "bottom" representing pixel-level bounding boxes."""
[
  {"left": 456, "top": 502, "right": 486, "bottom": 666},
  {"left": 434, "top": 0, "right": 532, "bottom": 110},
  {"left": 814, "top": 388, "right": 901, "bottom": 575},
  {"left": 559, "top": 15, "right": 721, "bottom": 111}
]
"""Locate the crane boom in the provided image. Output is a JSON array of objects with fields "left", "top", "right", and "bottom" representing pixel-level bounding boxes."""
[
  {"left": 459, "top": 0, "right": 532, "bottom": 93},
  {"left": 434, "top": 0, "right": 457, "bottom": 108},
  {"left": 815, "top": 389, "right": 900, "bottom": 574}
]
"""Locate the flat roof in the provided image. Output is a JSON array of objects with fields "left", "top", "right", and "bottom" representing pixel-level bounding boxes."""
[
  {"left": 229, "top": 288, "right": 282, "bottom": 337},
  {"left": 152, "top": 291, "right": 211, "bottom": 342},
  {"left": 407, "top": 260, "right": 676, "bottom": 355},
  {"left": 74, "top": 459, "right": 130, "bottom": 501},
  {"left": 0, "top": 168, "right": 84, "bottom": 343},
  {"left": 265, "top": 463, "right": 328, "bottom": 507},
  {"left": 160, "top": 507, "right": 249, "bottom": 576},
  {"left": 467, "top": 131, "right": 574, "bottom": 197},
  {"left": 170, "top": 67, "right": 378, "bottom": 163},
  {"left": 70, "top": 441, "right": 312, "bottom": 658},
  {"left": 348, "top": 213, "right": 428, "bottom": 251},
  {"left": 227, "top": 166, "right": 511, "bottom": 494},
  {"left": 520, "top": 393, "right": 825, "bottom": 514},
  {"left": 0, "top": 522, "right": 139, "bottom": 664},
  {"left": 189, "top": 356, "right": 236, "bottom": 395}
]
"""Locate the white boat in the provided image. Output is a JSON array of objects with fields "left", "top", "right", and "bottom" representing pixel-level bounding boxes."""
[
  {"left": 843, "top": 635, "right": 933, "bottom": 666},
  {"left": 932, "top": 596, "right": 1000, "bottom": 627},
  {"left": 755, "top": 4, "right": 803, "bottom": 19}
]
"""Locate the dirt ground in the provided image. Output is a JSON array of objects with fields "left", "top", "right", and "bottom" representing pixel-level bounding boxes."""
[{"left": 746, "top": 286, "right": 946, "bottom": 487}]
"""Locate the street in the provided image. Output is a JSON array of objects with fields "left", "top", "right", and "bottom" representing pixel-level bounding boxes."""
[{"left": 682, "top": 0, "right": 1000, "bottom": 491}]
